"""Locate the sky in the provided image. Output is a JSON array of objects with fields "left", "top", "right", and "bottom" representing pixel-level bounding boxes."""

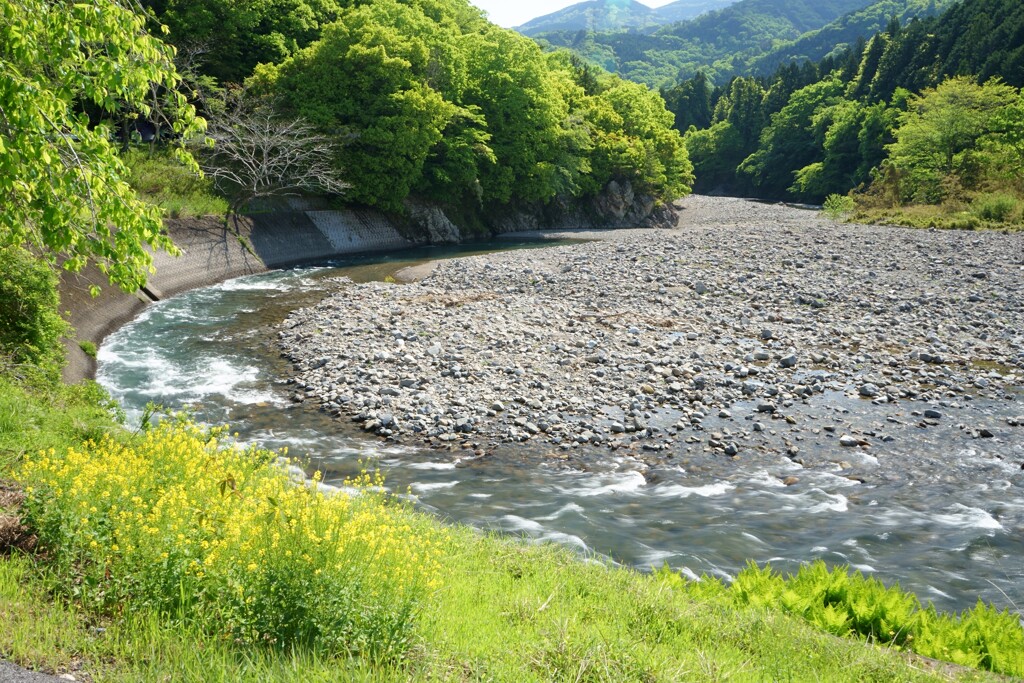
[{"left": 469, "top": 0, "right": 677, "bottom": 29}]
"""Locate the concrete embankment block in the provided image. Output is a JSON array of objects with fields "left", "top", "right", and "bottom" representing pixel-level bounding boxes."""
[{"left": 305, "top": 210, "right": 414, "bottom": 254}]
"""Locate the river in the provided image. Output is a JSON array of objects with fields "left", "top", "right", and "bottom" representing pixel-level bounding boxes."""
[{"left": 97, "top": 239, "right": 1024, "bottom": 615}]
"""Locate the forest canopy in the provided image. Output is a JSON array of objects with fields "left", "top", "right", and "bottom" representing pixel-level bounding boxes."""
[
  {"left": 245, "top": 0, "right": 692, "bottom": 214},
  {"left": 662, "top": 0, "right": 1024, "bottom": 224}
]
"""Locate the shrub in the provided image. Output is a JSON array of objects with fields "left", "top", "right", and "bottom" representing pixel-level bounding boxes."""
[
  {"left": 822, "top": 194, "right": 855, "bottom": 220},
  {"left": 0, "top": 246, "right": 68, "bottom": 377},
  {"left": 972, "top": 193, "right": 1022, "bottom": 224},
  {"left": 16, "top": 422, "right": 446, "bottom": 660},
  {"left": 78, "top": 341, "right": 97, "bottom": 358},
  {"left": 124, "top": 149, "right": 228, "bottom": 218}
]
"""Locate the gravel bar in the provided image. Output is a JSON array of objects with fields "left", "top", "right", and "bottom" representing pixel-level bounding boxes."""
[{"left": 278, "top": 196, "right": 1024, "bottom": 460}]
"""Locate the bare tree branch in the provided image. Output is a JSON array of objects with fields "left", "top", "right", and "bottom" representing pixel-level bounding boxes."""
[{"left": 200, "top": 92, "right": 349, "bottom": 221}]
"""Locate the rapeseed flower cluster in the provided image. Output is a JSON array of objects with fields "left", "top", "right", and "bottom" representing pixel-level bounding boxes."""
[{"left": 16, "top": 421, "right": 446, "bottom": 658}]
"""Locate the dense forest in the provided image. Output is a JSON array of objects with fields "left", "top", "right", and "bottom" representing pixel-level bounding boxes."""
[
  {"left": 665, "top": 0, "right": 1024, "bottom": 224},
  {"left": 140, "top": 0, "right": 692, "bottom": 225},
  {"left": 534, "top": 0, "right": 891, "bottom": 87}
]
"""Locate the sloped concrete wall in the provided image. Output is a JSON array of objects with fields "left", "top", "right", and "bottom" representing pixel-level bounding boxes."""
[
  {"left": 60, "top": 208, "right": 412, "bottom": 383},
  {"left": 306, "top": 209, "right": 414, "bottom": 254}
]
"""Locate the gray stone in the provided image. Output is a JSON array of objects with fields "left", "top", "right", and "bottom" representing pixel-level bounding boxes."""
[{"left": 859, "top": 383, "right": 880, "bottom": 398}]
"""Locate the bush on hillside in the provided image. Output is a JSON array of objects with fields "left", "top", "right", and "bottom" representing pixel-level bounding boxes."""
[
  {"left": 0, "top": 246, "right": 67, "bottom": 377},
  {"left": 16, "top": 422, "right": 446, "bottom": 659}
]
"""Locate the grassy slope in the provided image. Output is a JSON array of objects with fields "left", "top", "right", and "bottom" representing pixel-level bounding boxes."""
[
  {"left": 0, "top": 376, "right": 1007, "bottom": 682},
  {"left": 123, "top": 149, "right": 227, "bottom": 219}
]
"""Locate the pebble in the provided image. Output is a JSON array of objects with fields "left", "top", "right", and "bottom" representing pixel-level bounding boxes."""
[{"left": 276, "top": 196, "right": 1023, "bottom": 458}]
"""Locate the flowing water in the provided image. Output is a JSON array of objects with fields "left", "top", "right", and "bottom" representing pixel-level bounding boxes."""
[{"left": 97, "top": 241, "right": 1024, "bottom": 615}]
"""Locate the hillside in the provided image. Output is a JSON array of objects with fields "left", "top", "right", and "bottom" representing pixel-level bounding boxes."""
[
  {"left": 517, "top": 0, "right": 736, "bottom": 36},
  {"left": 534, "top": 0, "right": 877, "bottom": 86},
  {"left": 746, "top": 0, "right": 957, "bottom": 76},
  {"left": 655, "top": 0, "right": 740, "bottom": 23},
  {"left": 517, "top": 0, "right": 660, "bottom": 35},
  {"left": 673, "top": 0, "right": 1024, "bottom": 221}
]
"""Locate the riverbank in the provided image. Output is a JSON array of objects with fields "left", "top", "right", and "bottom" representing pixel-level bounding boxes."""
[
  {"left": 280, "top": 195, "right": 1024, "bottom": 475},
  {"left": 2, "top": 375, "right": 1017, "bottom": 682},
  {"left": 59, "top": 202, "right": 675, "bottom": 383}
]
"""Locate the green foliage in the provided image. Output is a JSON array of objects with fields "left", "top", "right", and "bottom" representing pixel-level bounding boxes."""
[
  {"left": 253, "top": 1, "right": 691, "bottom": 216},
  {"left": 661, "top": 560, "right": 1024, "bottom": 678},
  {"left": 124, "top": 149, "right": 228, "bottom": 218},
  {"left": 0, "top": 246, "right": 67, "bottom": 377},
  {"left": 0, "top": 0, "right": 205, "bottom": 293},
  {"left": 17, "top": 422, "right": 446, "bottom": 659},
  {"left": 747, "top": 0, "right": 957, "bottom": 78},
  {"left": 739, "top": 78, "right": 844, "bottom": 197},
  {"left": 535, "top": 0, "right": 879, "bottom": 88},
  {"left": 885, "top": 78, "right": 1019, "bottom": 204},
  {"left": 667, "top": 0, "right": 1024, "bottom": 210},
  {"left": 972, "top": 193, "right": 1022, "bottom": 223},
  {"left": 823, "top": 193, "right": 856, "bottom": 219},
  {"left": 0, "top": 375, "right": 122, "bottom": 469},
  {"left": 916, "top": 602, "right": 1024, "bottom": 674},
  {"left": 77, "top": 341, "right": 98, "bottom": 359},
  {"left": 143, "top": 0, "right": 355, "bottom": 85}
]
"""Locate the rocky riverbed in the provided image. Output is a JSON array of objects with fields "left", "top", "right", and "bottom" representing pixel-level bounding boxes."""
[{"left": 278, "top": 196, "right": 1024, "bottom": 477}]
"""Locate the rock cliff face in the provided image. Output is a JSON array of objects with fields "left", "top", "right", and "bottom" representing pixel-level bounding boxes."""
[
  {"left": 405, "top": 200, "right": 462, "bottom": 244},
  {"left": 488, "top": 179, "right": 679, "bottom": 234}
]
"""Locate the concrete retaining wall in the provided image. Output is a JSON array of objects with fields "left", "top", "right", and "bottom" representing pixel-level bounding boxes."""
[
  {"left": 59, "top": 194, "right": 679, "bottom": 383},
  {"left": 59, "top": 208, "right": 413, "bottom": 383},
  {"left": 306, "top": 209, "right": 414, "bottom": 254}
]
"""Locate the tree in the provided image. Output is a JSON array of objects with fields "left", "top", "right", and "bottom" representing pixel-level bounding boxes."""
[
  {"left": 713, "top": 77, "right": 766, "bottom": 151},
  {"left": 251, "top": 1, "right": 460, "bottom": 210},
  {"left": 885, "top": 77, "right": 1018, "bottom": 202},
  {"left": 662, "top": 72, "right": 712, "bottom": 132},
  {"left": 200, "top": 93, "right": 349, "bottom": 221},
  {"left": 739, "top": 78, "right": 844, "bottom": 197},
  {"left": 0, "top": 0, "right": 205, "bottom": 294},
  {"left": 141, "top": 0, "right": 346, "bottom": 85}
]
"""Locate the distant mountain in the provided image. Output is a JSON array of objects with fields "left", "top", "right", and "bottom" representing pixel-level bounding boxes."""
[
  {"left": 746, "top": 0, "right": 956, "bottom": 76},
  {"left": 516, "top": 0, "right": 737, "bottom": 37},
  {"left": 533, "top": 0, "right": 876, "bottom": 87},
  {"left": 517, "top": 0, "right": 659, "bottom": 36},
  {"left": 654, "top": 0, "right": 739, "bottom": 23}
]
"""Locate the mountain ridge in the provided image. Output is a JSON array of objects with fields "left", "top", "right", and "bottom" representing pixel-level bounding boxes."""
[
  {"left": 532, "top": 0, "right": 877, "bottom": 86},
  {"left": 516, "top": 0, "right": 737, "bottom": 37}
]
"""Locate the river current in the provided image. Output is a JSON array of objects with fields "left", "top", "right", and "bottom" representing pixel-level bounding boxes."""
[{"left": 97, "top": 243, "right": 1024, "bottom": 615}]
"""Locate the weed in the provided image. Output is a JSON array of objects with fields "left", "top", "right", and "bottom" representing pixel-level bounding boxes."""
[
  {"left": 124, "top": 149, "right": 228, "bottom": 218},
  {"left": 15, "top": 422, "right": 446, "bottom": 659},
  {"left": 972, "top": 193, "right": 1022, "bottom": 224},
  {"left": 822, "top": 194, "right": 855, "bottom": 220},
  {"left": 660, "top": 561, "right": 1024, "bottom": 678}
]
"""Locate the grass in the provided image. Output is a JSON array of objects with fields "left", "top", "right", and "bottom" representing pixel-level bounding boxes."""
[
  {"left": 851, "top": 193, "right": 1024, "bottom": 231},
  {"left": 0, "top": 374, "right": 1017, "bottom": 682},
  {"left": 123, "top": 148, "right": 228, "bottom": 219}
]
